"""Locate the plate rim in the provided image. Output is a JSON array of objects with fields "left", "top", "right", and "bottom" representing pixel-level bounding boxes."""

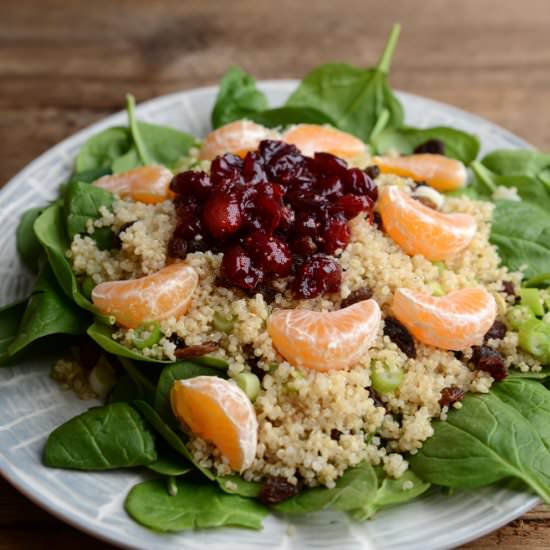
[{"left": 0, "top": 80, "right": 539, "bottom": 550}]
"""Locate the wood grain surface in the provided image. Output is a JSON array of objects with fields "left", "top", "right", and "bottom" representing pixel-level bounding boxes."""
[{"left": 1, "top": 0, "right": 549, "bottom": 548}]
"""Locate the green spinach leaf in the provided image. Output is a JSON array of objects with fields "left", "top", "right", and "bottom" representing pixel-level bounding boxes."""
[
  {"left": 118, "top": 357, "right": 157, "bottom": 404},
  {"left": 372, "top": 126, "right": 480, "bottom": 164},
  {"left": 275, "top": 461, "right": 378, "bottom": 514},
  {"left": 285, "top": 24, "right": 403, "bottom": 141},
  {"left": 125, "top": 477, "right": 267, "bottom": 532},
  {"left": 211, "top": 66, "right": 269, "bottom": 129},
  {"left": 482, "top": 149, "right": 550, "bottom": 186},
  {"left": 16, "top": 207, "right": 46, "bottom": 272},
  {"left": 147, "top": 446, "right": 193, "bottom": 477},
  {"left": 154, "top": 361, "right": 224, "bottom": 426},
  {"left": 0, "top": 299, "right": 27, "bottom": 364},
  {"left": 75, "top": 127, "right": 133, "bottom": 174},
  {"left": 409, "top": 378, "right": 550, "bottom": 502},
  {"left": 132, "top": 399, "right": 214, "bottom": 480},
  {"left": 108, "top": 373, "right": 142, "bottom": 403},
  {"left": 249, "top": 106, "right": 337, "bottom": 128},
  {"left": 43, "top": 402, "right": 157, "bottom": 470},
  {"left": 216, "top": 475, "right": 262, "bottom": 498}
]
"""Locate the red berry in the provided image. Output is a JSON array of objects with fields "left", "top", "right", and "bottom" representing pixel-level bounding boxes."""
[
  {"left": 291, "top": 255, "right": 342, "bottom": 299},
  {"left": 202, "top": 189, "right": 243, "bottom": 239},
  {"left": 245, "top": 231, "right": 292, "bottom": 277},
  {"left": 220, "top": 245, "right": 263, "bottom": 290},
  {"left": 335, "top": 194, "right": 372, "bottom": 219},
  {"left": 319, "top": 217, "right": 350, "bottom": 254},
  {"left": 170, "top": 171, "right": 212, "bottom": 201},
  {"left": 312, "top": 152, "right": 348, "bottom": 176},
  {"left": 210, "top": 153, "right": 243, "bottom": 186}
]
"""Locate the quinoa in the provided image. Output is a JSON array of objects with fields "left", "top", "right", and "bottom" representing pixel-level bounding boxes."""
[{"left": 68, "top": 180, "right": 544, "bottom": 487}]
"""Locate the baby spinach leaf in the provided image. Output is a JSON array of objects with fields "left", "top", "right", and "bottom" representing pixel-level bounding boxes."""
[
  {"left": 352, "top": 469, "right": 430, "bottom": 520},
  {"left": 75, "top": 127, "right": 133, "bottom": 174},
  {"left": 0, "top": 299, "right": 27, "bottom": 364},
  {"left": 409, "top": 378, "right": 550, "bottom": 502},
  {"left": 64, "top": 180, "right": 115, "bottom": 250},
  {"left": 508, "top": 368, "right": 550, "bottom": 380},
  {"left": 133, "top": 399, "right": 214, "bottom": 480},
  {"left": 8, "top": 267, "right": 88, "bottom": 358},
  {"left": 43, "top": 402, "right": 157, "bottom": 470},
  {"left": 126, "top": 95, "right": 195, "bottom": 169},
  {"left": 248, "top": 106, "right": 337, "bottom": 128},
  {"left": 16, "top": 207, "right": 46, "bottom": 272},
  {"left": 211, "top": 66, "right": 269, "bottom": 129},
  {"left": 112, "top": 148, "right": 142, "bottom": 173},
  {"left": 372, "top": 126, "right": 480, "bottom": 164},
  {"left": 68, "top": 166, "right": 112, "bottom": 185},
  {"left": 275, "top": 461, "right": 378, "bottom": 514},
  {"left": 482, "top": 149, "right": 550, "bottom": 186},
  {"left": 108, "top": 373, "right": 142, "bottom": 403},
  {"left": 216, "top": 475, "right": 262, "bottom": 498},
  {"left": 118, "top": 357, "right": 157, "bottom": 405},
  {"left": 34, "top": 203, "right": 97, "bottom": 313},
  {"left": 285, "top": 24, "right": 403, "bottom": 141},
  {"left": 125, "top": 477, "right": 267, "bottom": 532},
  {"left": 147, "top": 447, "right": 193, "bottom": 477},
  {"left": 154, "top": 361, "right": 225, "bottom": 426}
]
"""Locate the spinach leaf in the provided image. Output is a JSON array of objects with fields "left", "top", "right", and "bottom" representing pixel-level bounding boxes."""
[
  {"left": 211, "top": 67, "right": 269, "bottom": 129},
  {"left": 75, "top": 127, "right": 133, "bottom": 174},
  {"left": 409, "top": 378, "right": 550, "bottom": 502},
  {"left": 148, "top": 447, "right": 193, "bottom": 476},
  {"left": 249, "top": 106, "right": 337, "bottom": 128},
  {"left": 126, "top": 95, "right": 195, "bottom": 169},
  {"left": 372, "top": 126, "right": 480, "bottom": 164},
  {"left": 34, "top": 203, "right": 97, "bottom": 313},
  {"left": 216, "top": 475, "right": 262, "bottom": 498},
  {"left": 0, "top": 299, "right": 27, "bottom": 364},
  {"left": 508, "top": 368, "right": 550, "bottom": 380},
  {"left": 132, "top": 399, "right": 214, "bottom": 480},
  {"left": 125, "top": 477, "right": 267, "bottom": 532},
  {"left": 352, "top": 469, "right": 430, "bottom": 520},
  {"left": 108, "top": 373, "right": 142, "bottom": 403},
  {"left": 285, "top": 24, "right": 403, "bottom": 141},
  {"left": 43, "top": 402, "right": 157, "bottom": 470},
  {"left": 482, "top": 149, "right": 550, "bottom": 186},
  {"left": 155, "top": 361, "right": 224, "bottom": 426},
  {"left": 118, "top": 357, "right": 157, "bottom": 405},
  {"left": 16, "top": 207, "right": 46, "bottom": 272},
  {"left": 8, "top": 267, "right": 88, "bottom": 358},
  {"left": 64, "top": 180, "right": 115, "bottom": 250},
  {"left": 275, "top": 461, "right": 378, "bottom": 514},
  {"left": 68, "top": 166, "right": 112, "bottom": 185}
]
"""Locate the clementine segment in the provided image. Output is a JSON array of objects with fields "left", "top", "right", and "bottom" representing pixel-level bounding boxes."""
[
  {"left": 91, "top": 263, "right": 198, "bottom": 328},
  {"left": 93, "top": 165, "right": 174, "bottom": 204},
  {"left": 171, "top": 376, "right": 258, "bottom": 471},
  {"left": 378, "top": 186, "right": 476, "bottom": 261},
  {"left": 391, "top": 287, "right": 497, "bottom": 351},
  {"left": 267, "top": 299, "right": 381, "bottom": 371},
  {"left": 282, "top": 124, "right": 366, "bottom": 159},
  {"left": 199, "top": 120, "right": 279, "bottom": 161},
  {"left": 373, "top": 154, "right": 468, "bottom": 191}
]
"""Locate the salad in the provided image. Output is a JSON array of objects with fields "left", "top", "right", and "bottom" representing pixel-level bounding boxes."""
[{"left": 2, "top": 23, "right": 550, "bottom": 534}]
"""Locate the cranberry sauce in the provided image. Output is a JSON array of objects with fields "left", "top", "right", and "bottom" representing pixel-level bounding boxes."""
[{"left": 168, "top": 140, "right": 377, "bottom": 299}]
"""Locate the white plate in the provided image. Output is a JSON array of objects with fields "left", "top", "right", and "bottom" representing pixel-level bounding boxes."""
[{"left": 0, "top": 81, "right": 538, "bottom": 550}]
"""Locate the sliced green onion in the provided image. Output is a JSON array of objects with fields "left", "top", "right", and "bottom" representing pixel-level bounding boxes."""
[
  {"left": 132, "top": 321, "right": 162, "bottom": 350},
  {"left": 213, "top": 311, "right": 235, "bottom": 333},
  {"left": 234, "top": 372, "right": 261, "bottom": 401},
  {"left": 519, "top": 288, "right": 545, "bottom": 317},
  {"left": 427, "top": 282, "right": 445, "bottom": 297},
  {"left": 432, "top": 261, "right": 446, "bottom": 274},
  {"left": 545, "top": 297, "right": 550, "bottom": 313},
  {"left": 506, "top": 305, "right": 536, "bottom": 331},
  {"left": 371, "top": 365, "right": 404, "bottom": 395},
  {"left": 81, "top": 276, "right": 95, "bottom": 300},
  {"left": 518, "top": 319, "right": 550, "bottom": 361},
  {"left": 543, "top": 313, "right": 550, "bottom": 325}
]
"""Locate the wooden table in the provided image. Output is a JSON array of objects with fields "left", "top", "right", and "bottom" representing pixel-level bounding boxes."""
[{"left": 1, "top": 0, "right": 549, "bottom": 547}]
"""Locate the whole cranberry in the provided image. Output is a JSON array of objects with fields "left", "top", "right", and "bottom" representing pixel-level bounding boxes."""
[
  {"left": 344, "top": 168, "right": 377, "bottom": 197},
  {"left": 319, "top": 217, "right": 350, "bottom": 254},
  {"left": 220, "top": 245, "right": 264, "bottom": 290},
  {"left": 290, "top": 236, "right": 318, "bottom": 255},
  {"left": 245, "top": 231, "right": 292, "bottom": 277},
  {"left": 335, "top": 194, "right": 372, "bottom": 219},
  {"left": 170, "top": 171, "right": 213, "bottom": 202},
  {"left": 202, "top": 189, "right": 243, "bottom": 239},
  {"left": 174, "top": 201, "right": 202, "bottom": 239},
  {"left": 242, "top": 151, "right": 267, "bottom": 184},
  {"left": 293, "top": 212, "right": 320, "bottom": 238},
  {"left": 210, "top": 153, "right": 243, "bottom": 186},
  {"left": 312, "top": 152, "right": 348, "bottom": 176},
  {"left": 316, "top": 175, "right": 345, "bottom": 199},
  {"left": 260, "top": 141, "right": 306, "bottom": 183},
  {"left": 291, "top": 255, "right": 342, "bottom": 299},
  {"left": 243, "top": 183, "right": 285, "bottom": 234}
]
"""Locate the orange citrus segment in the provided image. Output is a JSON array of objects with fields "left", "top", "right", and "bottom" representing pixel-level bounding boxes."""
[
  {"left": 171, "top": 376, "right": 258, "bottom": 471},
  {"left": 378, "top": 186, "right": 476, "bottom": 261},
  {"left": 199, "top": 120, "right": 280, "bottom": 161},
  {"left": 392, "top": 287, "right": 497, "bottom": 351},
  {"left": 267, "top": 299, "right": 381, "bottom": 371},
  {"left": 373, "top": 154, "right": 468, "bottom": 191},
  {"left": 91, "top": 263, "right": 198, "bottom": 328},
  {"left": 282, "top": 124, "right": 366, "bottom": 159},
  {"left": 93, "top": 165, "right": 174, "bottom": 204}
]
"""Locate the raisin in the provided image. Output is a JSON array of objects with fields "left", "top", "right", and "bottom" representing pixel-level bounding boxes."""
[
  {"left": 384, "top": 317, "right": 417, "bottom": 358},
  {"left": 341, "top": 286, "right": 373, "bottom": 308},
  {"left": 471, "top": 345, "right": 507, "bottom": 381},
  {"left": 174, "top": 342, "right": 218, "bottom": 359},
  {"left": 502, "top": 280, "right": 518, "bottom": 302},
  {"left": 112, "top": 221, "right": 136, "bottom": 249},
  {"left": 365, "top": 165, "right": 381, "bottom": 179},
  {"left": 439, "top": 386, "right": 465, "bottom": 407},
  {"left": 242, "top": 343, "right": 266, "bottom": 381},
  {"left": 168, "top": 333, "right": 185, "bottom": 349},
  {"left": 413, "top": 139, "right": 445, "bottom": 155},
  {"left": 372, "top": 211, "right": 384, "bottom": 231},
  {"left": 367, "top": 387, "right": 385, "bottom": 409},
  {"left": 258, "top": 476, "right": 303, "bottom": 505},
  {"left": 167, "top": 236, "right": 187, "bottom": 259},
  {"left": 330, "top": 429, "right": 343, "bottom": 441},
  {"left": 484, "top": 320, "right": 507, "bottom": 341}
]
